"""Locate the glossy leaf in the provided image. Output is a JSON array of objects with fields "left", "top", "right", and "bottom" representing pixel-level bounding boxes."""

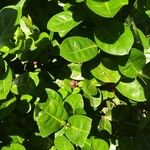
[
  {"left": 34, "top": 99, "right": 68, "bottom": 137},
  {"left": 54, "top": 135, "right": 74, "bottom": 150},
  {"left": 119, "top": 48, "right": 146, "bottom": 78},
  {"left": 91, "top": 62, "right": 121, "bottom": 83},
  {"left": 86, "top": 0, "right": 128, "bottom": 18},
  {"left": 0, "top": 65, "right": 12, "bottom": 99},
  {"left": 47, "top": 11, "right": 81, "bottom": 37},
  {"left": 95, "top": 22, "right": 134, "bottom": 56},
  {"left": 116, "top": 79, "right": 146, "bottom": 102},
  {"left": 65, "top": 115, "right": 92, "bottom": 147},
  {"left": 60, "top": 36, "right": 98, "bottom": 63}
]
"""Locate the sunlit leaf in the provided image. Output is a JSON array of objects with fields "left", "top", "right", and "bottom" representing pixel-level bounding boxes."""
[
  {"left": 60, "top": 36, "right": 98, "bottom": 63},
  {"left": 65, "top": 115, "right": 92, "bottom": 147},
  {"left": 86, "top": 0, "right": 128, "bottom": 18},
  {"left": 95, "top": 21, "right": 134, "bottom": 56}
]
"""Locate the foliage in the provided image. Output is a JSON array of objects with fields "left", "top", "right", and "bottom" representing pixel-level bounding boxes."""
[{"left": 0, "top": 0, "right": 150, "bottom": 149}]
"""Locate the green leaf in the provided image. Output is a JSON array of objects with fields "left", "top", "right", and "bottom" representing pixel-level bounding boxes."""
[
  {"left": 119, "top": 48, "right": 146, "bottom": 78},
  {"left": 116, "top": 79, "right": 146, "bottom": 102},
  {"left": 0, "top": 65, "right": 12, "bottom": 99},
  {"left": 89, "top": 93, "right": 102, "bottom": 109},
  {"left": 82, "top": 79, "right": 98, "bottom": 96},
  {"left": 65, "top": 115, "right": 92, "bottom": 147},
  {"left": 144, "top": 46, "right": 150, "bottom": 64},
  {"left": 54, "top": 135, "right": 74, "bottom": 150},
  {"left": 91, "top": 62, "right": 121, "bottom": 83},
  {"left": 136, "top": 29, "right": 149, "bottom": 50},
  {"left": 90, "top": 139, "right": 109, "bottom": 150},
  {"left": 86, "top": 0, "right": 128, "bottom": 18},
  {"left": 1, "top": 143, "right": 26, "bottom": 150},
  {"left": 10, "top": 135, "right": 25, "bottom": 144},
  {"left": 68, "top": 63, "right": 84, "bottom": 80},
  {"left": 64, "top": 94, "right": 84, "bottom": 114},
  {"left": 98, "top": 117, "right": 112, "bottom": 134},
  {"left": 47, "top": 11, "right": 81, "bottom": 37},
  {"left": 0, "top": 97, "right": 16, "bottom": 120},
  {"left": 95, "top": 21, "right": 134, "bottom": 56},
  {"left": 82, "top": 138, "right": 109, "bottom": 150},
  {"left": 60, "top": 36, "right": 98, "bottom": 63},
  {"left": 0, "top": 0, "right": 25, "bottom": 49},
  {"left": 34, "top": 99, "right": 68, "bottom": 137},
  {"left": 11, "top": 72, "right": 39, "bottom": 95},
  {"left": 45, "top": 88, "right": 62, "bottom": 103}
]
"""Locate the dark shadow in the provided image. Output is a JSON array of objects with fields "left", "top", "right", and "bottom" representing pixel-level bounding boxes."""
[
  {"left": 81, "top": 54, "right": 101, "bottom": 79},
  {"left": 0, "top": 8, "right": 18, "bottom": 43},
  {"left": 15, "top": 73, "right": 37, "bottom": 95},
  {"left": 95, "top": 21, "right": 125, "bottom": 44},
  {"left": 0, "top": 94, "right": 16, "bottom": 121}
]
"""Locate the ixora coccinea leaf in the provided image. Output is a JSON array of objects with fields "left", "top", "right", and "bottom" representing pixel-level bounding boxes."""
[
  {"left": 116, "top": 79, "right": 146, "bottom": 102},
  {"left": 65, "top": 115, "right": 92, "bottom": 147},
  {"left": 91, "top": 62, "right": 121, "bottom": 83},
  {"left": 94, "top": 21, "right": 134, "bottom": 56},
  {"left": 0, "top": 65, "right": 12, "bottom": 100},
  {"left": 34, "top": 99, "right": 68, "bottom": 137},
  {"left": 119, "top": 48, "right": 146, "bottom": 78},
  {"left": 60, "top": 36, "right": 98, "bottom": 63},
  {"left": 47, "top": 11, "right": 82, "bottom": 37},
  {"left": 86, "top": 0, "right": 128, "bottom": 18}
]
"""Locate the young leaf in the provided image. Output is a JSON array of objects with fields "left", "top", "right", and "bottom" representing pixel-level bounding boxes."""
[
  {"left": 65, "top": 115, "right": 92, "bottom": 147},
  {"left": 95, "top": 21, "right": 134, "bottom": 56},
  {"left": 60, "top": 36, "right": 98, "bottom": 63},
  {"left": 86, "top": 0, "right": 128, "bottom": 18}
]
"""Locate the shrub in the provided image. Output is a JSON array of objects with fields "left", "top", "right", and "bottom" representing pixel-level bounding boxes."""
[{"left": 0, "top": 0, "right": 150, "bottom": 149}]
